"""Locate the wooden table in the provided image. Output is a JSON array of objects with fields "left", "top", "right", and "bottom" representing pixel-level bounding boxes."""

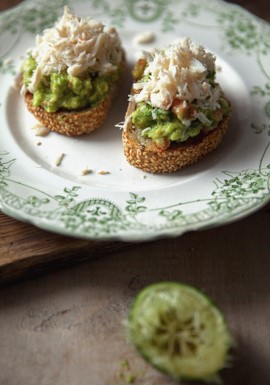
[{"left": 1, "top": 1, "right": 270, "bottom": 385}]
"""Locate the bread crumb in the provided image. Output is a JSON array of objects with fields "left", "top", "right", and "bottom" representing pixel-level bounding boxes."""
[
  {"left": 3, "top": 57, "right": 13, "bottom": 66},
  {"left": 80, "top": 167, "right": 92, "bottom": 176},
  {"left": 33, "top": 123, "right": 50, "bottom": 136},
  {"left": 98, "top": 170, "right": 110, "bottom": 175},
  {"left": 133, "top": 31, "right": 156, "bottom": 45},
  {"left": 55, "top": 153, "right": 65, "bottom": 166},
  {"left": 36, "top": 141, "right": 42, "bottom": 146}
]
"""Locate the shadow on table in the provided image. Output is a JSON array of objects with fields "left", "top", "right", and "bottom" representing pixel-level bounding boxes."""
[
  {"left": 1, "top": 212, "right": 270, "bottom": 385},
  {"left": 221, "top": 338, "right": 270, "bottom": 385}
]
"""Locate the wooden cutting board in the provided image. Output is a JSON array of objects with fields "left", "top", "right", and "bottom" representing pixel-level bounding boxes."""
[
  {"left": 1, "top": 205, "right": 270, "bottom": 284},
  {"left": 0, "top": 212, "right": 132, "bottom": 284}
]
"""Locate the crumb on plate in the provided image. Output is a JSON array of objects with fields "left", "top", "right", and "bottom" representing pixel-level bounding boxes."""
[
  {"left": 55, "top": 153, "right": 65, "bottom": 166},
  {"left": 133, "top": 31, "right": 156, "bottom": 45},
  {"left": 80, "top": 167, "right": 92, "bottom": 176},
  {"left": 32, "top": 123, "right": 50, "bottom": 136}
]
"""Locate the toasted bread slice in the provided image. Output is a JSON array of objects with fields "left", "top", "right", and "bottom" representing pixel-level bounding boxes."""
[
  {"left": 122, "top": 99, "right": 230, "bottom": 173},
  {"left": 24, "top": 87, "right": 116, "bottom": 136},
  {"left": 23, "top": 57, "right": 125, "bottom": 136}
]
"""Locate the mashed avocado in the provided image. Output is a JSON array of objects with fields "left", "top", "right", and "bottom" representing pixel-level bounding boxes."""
[
  {"left": 21, "top": 56, "right": 120, "bottom": 112},
  {"left": 131, "top": 99, "right": 230, "bottom": 149}
]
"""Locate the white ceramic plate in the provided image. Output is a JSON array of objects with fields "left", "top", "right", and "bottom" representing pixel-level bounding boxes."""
[{"left": 1, "top": 0, "right": 270, "bottom": 241}]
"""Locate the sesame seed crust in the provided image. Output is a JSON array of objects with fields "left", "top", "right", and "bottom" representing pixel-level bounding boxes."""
[
  {"left": 122, "top": 111, "right": 231, "bottom": 174},
  {"left": 25, "top": 91, "right": 114, "bottom": 136}
]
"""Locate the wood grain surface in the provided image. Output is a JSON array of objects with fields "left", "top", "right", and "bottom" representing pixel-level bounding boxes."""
[{"left": 0, "top": 211, "right": 132, "bottom": 283}]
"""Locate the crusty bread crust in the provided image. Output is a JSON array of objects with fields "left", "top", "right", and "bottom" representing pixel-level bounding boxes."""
[
  {"left": 25, "top": 90, "right": 115, "bottom": 136},
  {"left": 23, "top": 56, "right": 125, "bottom": 136},
  {"left": 122, "top": 101, "right": 230, "bottom": 173}
]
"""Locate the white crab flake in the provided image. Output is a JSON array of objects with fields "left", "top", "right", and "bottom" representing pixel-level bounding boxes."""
[
  {"left": 115, "top": 121, "right": 125, "bottom": 130},
  {"left": 55, "top": 153, "right": 65, "bottom": 166},
  {"left": 32, "top": 123, "right": 50, "bottom": 136},
  {"left": 133, "top": 31, "right": 156, "bottom": 45},
  {"left": 133, "top": 37, "right": 221, "bottom": 110},
  {"left": 26, "top": 6, "right": 123, "bottom": 93}
]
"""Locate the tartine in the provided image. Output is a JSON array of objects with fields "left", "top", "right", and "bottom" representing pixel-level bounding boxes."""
[
  {"left": 21, "top": 6, "right": 125, "bottom": 136},
  {"left": 122, "top": 38, "right": 231, "bottom": 173}
]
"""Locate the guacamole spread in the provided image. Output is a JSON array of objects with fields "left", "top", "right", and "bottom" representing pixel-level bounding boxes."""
[
  {"left": 21, "top": 56, "right": 120, "bottom": 113},
  {"left": 131, "top": 98, "right": 231, "bottom": 150},
  {"left": 129, "top": 38, "right": 232, "bottom": 150}
]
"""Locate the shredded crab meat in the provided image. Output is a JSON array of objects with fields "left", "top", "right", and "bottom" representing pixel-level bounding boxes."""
[
  {"left": 133, "top": 37, "right": 221, "bottom": 111},
  {"left": 27, "top": 6, "right": 123, "bottom": 92}
]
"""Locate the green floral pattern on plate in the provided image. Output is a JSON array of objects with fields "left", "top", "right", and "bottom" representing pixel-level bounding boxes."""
[
  {"left": 0, "top": 0, "right": 270, "bottom": 240},
  {"left": 1, "top": 149, "right": 269, "bottom": 239},
  {"left": 0, "top": 0, "right": 69, "bottom": 35}
]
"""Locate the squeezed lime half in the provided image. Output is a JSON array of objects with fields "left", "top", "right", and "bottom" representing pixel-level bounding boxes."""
[{"left": 127, "top": 282, "right": 232, "bottom": 381}]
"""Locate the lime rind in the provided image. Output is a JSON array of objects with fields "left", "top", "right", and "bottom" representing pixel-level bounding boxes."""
[{"left": 127, "top": 282, "right": 232, "bottom": 382}]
